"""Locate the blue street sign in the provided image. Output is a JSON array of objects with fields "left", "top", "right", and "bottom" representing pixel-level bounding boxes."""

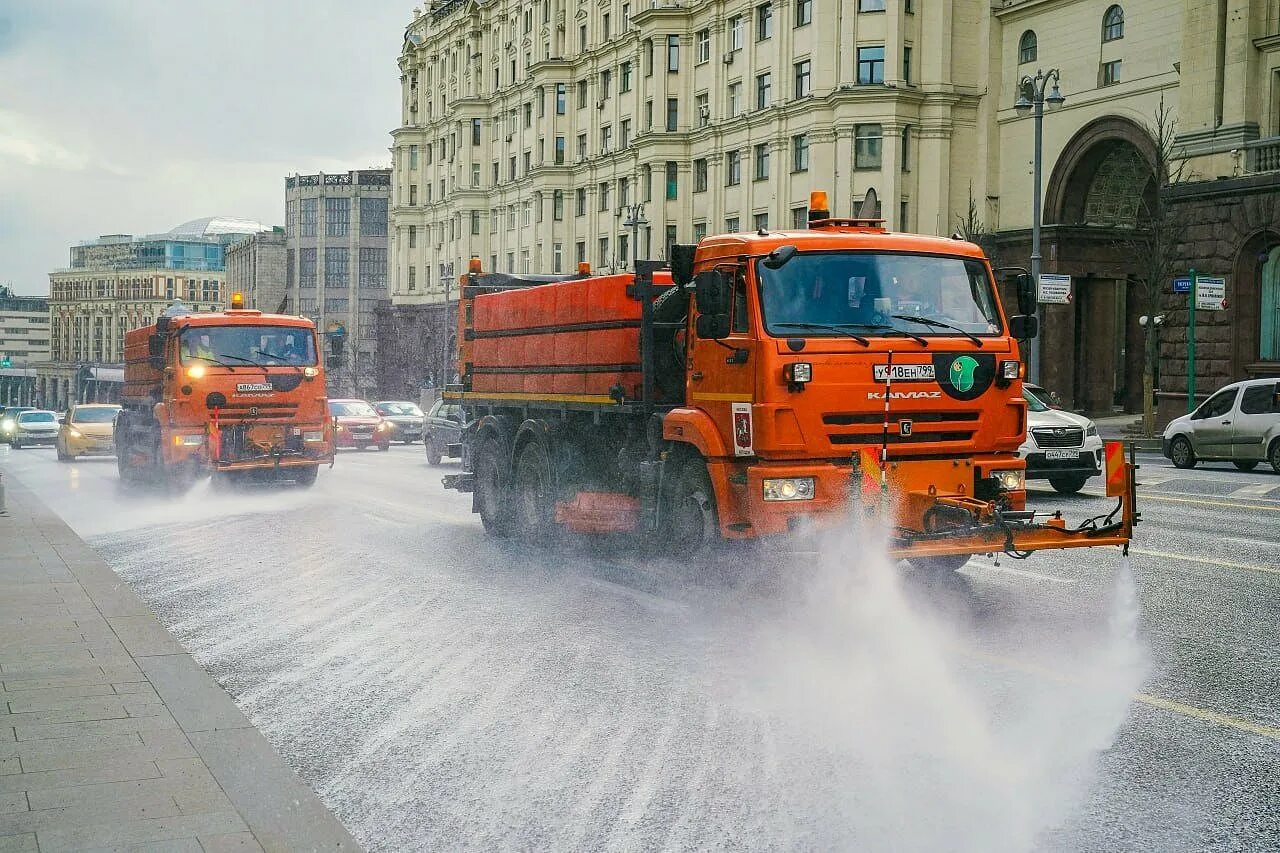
[{"left": 1173, "top": 276, "right": 1191, "bottom": 293}]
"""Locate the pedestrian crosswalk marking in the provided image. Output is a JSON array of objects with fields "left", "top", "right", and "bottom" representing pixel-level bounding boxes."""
[{"left": 1229, "top": 483, "right": 1278, "bottom": 498}]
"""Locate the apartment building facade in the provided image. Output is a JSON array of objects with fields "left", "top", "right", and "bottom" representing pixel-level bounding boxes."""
[
  {"left": 284, "top": 170, "right": 391, "bottom": 398},
  {"left": 0, "top": 290, "right": 50, "bottom": 407}
]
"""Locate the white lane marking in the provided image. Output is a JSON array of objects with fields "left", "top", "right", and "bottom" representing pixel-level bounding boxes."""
[
  {"left": 1230, "top": 482, "right": 1279, "bottom": 498},
  {"left": 1130, "top": 548, "right": 1280, "bottom": 576},
  {"left": 963, "top": 560, "right": 1076, "bottom": 584},
  {"left": 1221, "top": 534, "right": 1280, "bottom": 549}
]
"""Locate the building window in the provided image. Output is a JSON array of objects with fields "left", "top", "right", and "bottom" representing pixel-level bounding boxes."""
[
  {"left": 602, "top": 12, "right": 611, "bottom": 40},
  {"left": 360, "top": 197, "right": 387, "bottom": 236},
  {"left": 666, "top": 97, "right": 679, "bottom": 131},
  {"left": 408, "top": 225, "right": 417, "bottom": 248},
  {"left": 696, "top": 29, "right": 711, "bottom": 63},
  {"left": 796, "top": 0, "right": 812, "bottom": 26},
  {"left": 620, "top": 60, "right": 632, "bottom": 92},
  {"left": 794, "top": 60, "right": 811, "bottom": 98},
  {"left": 553, "top": 242, "right": 564, "bottom": 273},
  {"left": 1101, "top": 59, "right": 1122, "bottom": 86},
  {"left": 665, "top": 161, "right": 679, "bottom": 199},
  {"left": 792, "top": 134, "right": 810, "bottom": 172},
  {"left": 325, "top": 198, "right": 350, "bottom": 237},
  {"left": 696, "top": 92, "right": 710, "bottom": 126},
  {"left": 621, "top": 118, "right": 631, "bottom": 147},
  {"left": 577, "top": 133, "right": 588, "bottom": 159},
  {"left": 901, "top": 125, "right": 912, "bottom": 172},
  {"left": 725, "top": 216, "right": 740, "bottom": 233},
  {"left": 471, "top": 164, "right": 480, "bottom": 186},
  {"left": 899, "top": 200, "right": 909, "bottom": 229},
  {"left": 903, "top": 45, "right": 912, "bottom": 84},
  {"left": 580, "top": 23, "right": 588, "bottom": 51},
  {"left": 757, "top": 3, "right": 773, "bottom": 40},
  {"left": 754, "top": 143, "right": 770, "bottom": 180},
  {"left": 300, "top": 198, "right": 317, "bottom": 237},
  {"left": 599, "top": 181, "right": 611, "bottom": 211},
  {"left": 622, "top": 3, "right": 630, "bottom": 30},
  {"left": 598, "top": 237, "right": 609, "bottom": 267},
  {"left": 693, "top": 222, "right": 707, "bottom": 242},
  {"left": 728, "top": 81, "right": 743, "bottom": 117},
  {"left": 756, "top": 72, "right": 772, "bottom": 109},
  {"left": 408, "top": 184, "right": 418, "bottom": 206},
  {"left": 553, "top": 189, "right": 564, "bottom": 220},
  {"left": 1103, "top": 5, "right": 1124, "bottom": 42},
  {"left": 555, "top": 136, "right": 565, "bottom": 164},
  {"left": 601, "top": 124, "right": 612, "bottom": 153},
  {"left": 664, "top": 225, "right": 677, "bottom": 259},
  {"left": 408, "top": 145, "right": 418, "bottom": 169},
  {"left": 1019, "top": 30, "right": 1037, "bottom": 64},
  {"left": 726, "top": 150, "right": 742, "bottom": 186},
  {"left": 694, "top": 158, "right": 709, "bottom": 192},
  {"left": 576, "top": 187, "right": 586, "bottom": 216},
  {"left": 556, "top": 83, "right": 567, "bottom": 114},
  {"left": 471, "top": 211, "right": 480, "bottom": 235},
  {"left": 471, "top": 118, "right": 482, "bottom": 145},
  {"left": 729, "top": 15, "right": 744, "bottom": 51},
  {"left": 644, "top": 39, "right": 654, "bottom": 76},
  {"left": 407, "top": 265, "right": 416, "bottom": 291},
  {"left": 855, "top": 124, "right": 883, "bottom": 169},
  {"left": 753, "top": 212, "right": 769, "bottom": 231},
  {"left": 601, "top": 68, "right": 612, "bottom": 98},
  {"left": 642, "top": 164, "right": 652, "bottom": 201},
  {"left": 857, "top": 46, "right": 885, "bottom": 84},
  {"left": 859, "top": 0, "right": 885, "bottom": 10}
]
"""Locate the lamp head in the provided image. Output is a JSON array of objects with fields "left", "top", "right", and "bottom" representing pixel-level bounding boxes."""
[
  {"left": 1046, "top": 83, "right": 1066, "bottom": 109},
  {"left": 1014, "top": 94, "right": 1034, "bottom": 116}
]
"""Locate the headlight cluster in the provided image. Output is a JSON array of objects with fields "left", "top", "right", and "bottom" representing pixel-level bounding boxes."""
[
  {"left": 763, "top": 477, "right": 816, "bottom": 502},
  {"left": 1086, "top": 425, "right": 1098, "bottom": 437},
  {"left": 0, "top": 420, "right": 14, "bottom": 433},
  {"left": 377, "top": 422, "right": 391, "bottom": 432},
  {"left": 66, "top": 427, "right": 83, "bottom": 439},
  {"left": 990, "top": 469, "right": 1025, "bottom": 491}
]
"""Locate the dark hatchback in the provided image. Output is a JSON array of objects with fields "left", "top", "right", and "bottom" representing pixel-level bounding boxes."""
[
  {"left": 424, "top": 399, "right": 464, "bottom": 466},
  {"left": 373, "top": 401, "right": 425, "bottom": 444}
]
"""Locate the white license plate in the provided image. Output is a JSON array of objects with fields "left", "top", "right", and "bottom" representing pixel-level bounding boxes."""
[
  {"left": 874, "top": 364, "right": 936, "bottom": 382},
  {"left": 1045, "top": 449, "right": 1079, "bottom": 460}
]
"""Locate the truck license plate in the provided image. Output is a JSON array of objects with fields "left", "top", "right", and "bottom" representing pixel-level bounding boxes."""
[{"left": 1045, "top": 450, "right": 1079, "bottom": 460}]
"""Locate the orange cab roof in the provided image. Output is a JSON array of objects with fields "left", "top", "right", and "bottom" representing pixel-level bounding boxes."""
[
  {"left": 171, "top": 311, "right": 316, "bottom": 330},
  {"left": 698, "top": 228, "right": 988, "bottom": 261}
]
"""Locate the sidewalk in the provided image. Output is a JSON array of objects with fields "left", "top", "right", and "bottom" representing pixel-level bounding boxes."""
[
  {"left": 1092, "top": 413, "right": 1163, "bottom": 452},
  {"left": 0, "top": 474, "right": 361, "bottom": 852}
]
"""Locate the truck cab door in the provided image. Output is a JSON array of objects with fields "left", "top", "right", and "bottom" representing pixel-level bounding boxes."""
[{"left": 688, "top": 266, "right": 755, "bottom": 457}]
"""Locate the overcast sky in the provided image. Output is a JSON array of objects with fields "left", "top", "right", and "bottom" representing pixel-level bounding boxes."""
[{"left": 0, "top": 1, "right": 408, "bottom": 294}]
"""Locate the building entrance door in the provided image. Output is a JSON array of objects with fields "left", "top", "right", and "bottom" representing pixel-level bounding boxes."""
[{"left": 1072, "top": 277, "right": 1126, "bottom": 414}]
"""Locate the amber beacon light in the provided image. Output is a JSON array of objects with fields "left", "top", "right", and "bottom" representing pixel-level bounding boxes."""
[{"left": 230, "top": 292, "right": 245, "bottom": 310}]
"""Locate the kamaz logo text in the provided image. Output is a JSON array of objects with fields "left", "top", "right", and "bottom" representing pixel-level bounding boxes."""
[{"left": 867, "top": 391, "right": 943, "bottom": 400}]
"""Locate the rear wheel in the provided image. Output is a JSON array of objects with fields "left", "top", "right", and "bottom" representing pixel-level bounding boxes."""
[
  {"left": 1233, "top": 460, "right": 1259, "bottom": 472},
  {"left": 474, "top": 434, "right": 514, "bottom": 537},
  {"left": 426, "top": 437, "right": 443, "bottom": 466},
  {"left": 1269, "top": 439, "right": 1280, "bottom": 474},
  {"left": 294, "top": 465, "right": 319, "bottom": 487},
  {"left": 908, "top": 554, "right": 971, "bottom": 573},
  {"left": 1048, "top": 474, "right": 1089, "bottom": 494},
  {"left": 662, "top": 457, "right": 719, "bottom": 555},
  {"left": 514, "top": 439, "right": 558, "bottom": 542},
  {"left": 1169, "top": 436, "right": 1196, "bottom": 469}
]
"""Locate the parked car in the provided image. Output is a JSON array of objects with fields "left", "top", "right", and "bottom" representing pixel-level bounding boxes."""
[
  {"left": 423, "top": 399, "right": 464, "bottom": 466},
  {"left": 0, "top": 407, "right": 37, "bottom": 445},
  {"left": 372, "top": 401, "right": 425, "bottom": 444},
  {"left": 56, "top": 403, "right": 122, "bottom": 461},
  {"left": 1017, "top": 384, "right": 1103, "bottom": 494},
  {"left": 9, "top": 410, "right": 60, "bottom": 449},
  {"left": 328, "top": 399, "right": 391, "bottom": 451},
  {"left": 1163, "top": 378, "right": 1280, "bottom": 472}
]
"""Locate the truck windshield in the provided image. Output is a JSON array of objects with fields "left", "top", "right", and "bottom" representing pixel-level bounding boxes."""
[
  {"left": 179, "top": 325, "right": 317, "bottom": 366},
  {"left": 757, "top": 251, "right": 1002, "bottom": 339}
]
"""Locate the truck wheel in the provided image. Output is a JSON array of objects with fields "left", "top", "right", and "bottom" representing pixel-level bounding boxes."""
[
  {"left": 1232, "top": 460, "right": 1259, "bottom": 472},
  {"left": 1169, "top": 436, "right": 1196, "bottom": 469},
  {"left": 426, "top": 438, "right": 443, "bottom": 466},
  {"left": 514, "top": 439, "right": 558, "bottom": 542},
  {"left": 1048, "top": 474, "right": 1089, "bottom": 494},
  {"left": 474, "top": 434, "right": 514, "bottom": 537},
  {"left": 908, "top": 554, "right": 971, "bottom": 573},
  {"left": 294, "top": 465, "right": 319, "bottom": 487},
  {"left": 664, "top": 459, "right": 719, "bottom": 554}
]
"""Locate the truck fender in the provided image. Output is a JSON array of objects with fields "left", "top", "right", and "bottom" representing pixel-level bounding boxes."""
[{"left": 662, "top": 408, "right": 728, "bottom": 459}]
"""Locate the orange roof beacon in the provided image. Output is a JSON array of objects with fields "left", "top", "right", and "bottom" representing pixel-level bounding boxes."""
[
  {"left": 117, "top": 299, "right": 334, "bottom": 490},
  {"left": 441, "top": 192, "right": 1137, "bottom": 569}
]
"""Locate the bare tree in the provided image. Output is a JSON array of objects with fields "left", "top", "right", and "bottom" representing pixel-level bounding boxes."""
[
  {"left": 1126, "top": 97, "right": 1187, "bottom": 437},
  {"left": 955, "top": 183, "right": 1002, "bottom": 270}
]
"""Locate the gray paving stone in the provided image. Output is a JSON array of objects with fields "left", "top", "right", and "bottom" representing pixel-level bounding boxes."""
[
  {"left": 0, "top": 759, "right": 17, "bottom": 776},
  {"left": 32, "top": 812, "right": 246, "bottom": 851},
  {"left": 108, "top": 618, "right": 186, "bottom": 659},
  {"left": 0, "top": 760, "right": 161, "bottom": 794},
  {"left": 0, "top": 794, "right": 25, "bottom": 816},
  {"left": 196, "top": 832, "right": 265, "bottom": 852},
  {"left": 3, "top": 734, "right": 151, "bottom": 770},
  {"left": 6, "top": 693, "right": 152, "bottom": 715},
  {"left": 27, "top": 776, "right": 220, "bottom": 813},
  {"left": 0, "top": 796, "right": 182, "bottom": 835},
  {"left": 0, "top": 685, "right": 119, "bottom": 704},
  {"left": 137, "top": 657, "right": 248, "bottom": 734},
  {"left": 0, "top": 833, "right": 37, "bottom": 853}
]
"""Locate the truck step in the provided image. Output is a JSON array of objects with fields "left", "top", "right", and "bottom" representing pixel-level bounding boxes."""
[{"left": 442, "top": 473, "right": 475, "bottom": 493}]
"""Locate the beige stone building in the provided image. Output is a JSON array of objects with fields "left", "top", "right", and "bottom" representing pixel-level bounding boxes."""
[
  {"left": 386, "top": 0, "right": 1280, "bottom": 417},
  {"left": 0, "top": 291, "right": 50, "bottom": 406},
  {"left": 226, "top": 229, "right": 289, "bottom": 313}
]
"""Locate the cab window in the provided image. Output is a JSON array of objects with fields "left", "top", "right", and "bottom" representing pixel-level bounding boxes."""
[
  {"left": 1241, "top": 383, "right": 1280, "bottom": 415},
  {"left": 1194, "top": 388, "right": 1237, "bottom": 420},
  {"left": 731, "top": 269, "right": 749, "bottom": 334}
]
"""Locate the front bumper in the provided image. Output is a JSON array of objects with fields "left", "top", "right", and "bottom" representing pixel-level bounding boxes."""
[
  {"left": 15, "top": 432, "right": 58, "bottom": 446},
  {"left": 64, "top": 434, "right": 115, "bottom": 455}
]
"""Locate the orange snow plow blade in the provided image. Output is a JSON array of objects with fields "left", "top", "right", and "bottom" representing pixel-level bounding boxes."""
[{"left": 882, "top": 441, "right": 1139, "bottom": 560}]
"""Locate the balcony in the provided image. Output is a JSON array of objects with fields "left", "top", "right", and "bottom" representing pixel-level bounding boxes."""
[{"left": 1243, "top": 137, "right": 1280, "bottom": 174}]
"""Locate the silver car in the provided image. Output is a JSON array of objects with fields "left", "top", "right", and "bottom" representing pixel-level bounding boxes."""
[
  {"left": 1163, "top": 378, "right": 1280, "bottom": 472},
  {"left": 9, "top": 410, "right": 61, "bottom": 449}
]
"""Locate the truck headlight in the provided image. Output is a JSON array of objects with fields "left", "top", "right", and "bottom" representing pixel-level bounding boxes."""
[
  {"left": 1000, "top": 360, "right": 1022, "bottom": 380},
  {"left": 763, "top": 477, "right": 816, "bottom": 501},
  {"left": 991, "top": 469, "right": 1025, "bottom": 491},
  {"left": 303, "top": 367, "right": 319, "bottom": 379},
  {"left": 303, "top": 431, "right": 324, "bottom": 442},
  {"left": 783, "top": 362, "right": 812, "bottom": 386}
]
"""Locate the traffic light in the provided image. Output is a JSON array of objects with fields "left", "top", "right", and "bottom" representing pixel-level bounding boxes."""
[{"left": 0, "top": 355, "right": 10, "bottom": 369}]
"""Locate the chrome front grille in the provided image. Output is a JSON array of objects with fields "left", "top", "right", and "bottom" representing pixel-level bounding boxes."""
[{"left": 1031, "top": 426, "right": 1084, "bottom": 448}]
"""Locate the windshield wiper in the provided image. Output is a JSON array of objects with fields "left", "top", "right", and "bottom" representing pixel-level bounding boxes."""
[
  {"left": 772, "top": 322, "right": 869, "bottom": 346},
  {"left": 188, "top": 354, "right": 239, "bottom": 371},
  {"left": 254, "top": 349, "right": 308, "bottom": 371},
  {"left": 214, "top": 352, "right": 271, "bottom": 375},
  {"left": 845, "top": 323, "right": 929, "bottom": 347},
  {"left": 891, "top": 315, "right": 983, "bottom": 347}
]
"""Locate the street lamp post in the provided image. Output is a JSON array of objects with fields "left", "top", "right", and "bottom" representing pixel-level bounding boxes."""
[
  {"left": 623, "top": 203, "right": 648, "bottom": 268},
  {"left": 1014, "top": 68, "right": 1065, "bottom": 385}
]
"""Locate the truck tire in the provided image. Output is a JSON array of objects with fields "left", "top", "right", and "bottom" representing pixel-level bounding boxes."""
[
  {"left": 1048, "top": 474, "right": 1089, "bottom": 494},
  {"left": 908, "top": 554, "right": 971, "bottom": 573},
  {"left": 474, "top": 433, "right": 515, "bottom": 537},
  {"left": 651, "top": 285, "right": 688, "bottom": 399},
  {"left": 294, "top": 465, "right": 319, "bottom": 487},
  {"left": 514, "top": 438, "right": 558, "bottom": 543},
  {"left": 426, "top": 437, "right": 443, "bottom": 466},
  {"left": 663, "top": 456, "right": 720, "bottom": 555}
]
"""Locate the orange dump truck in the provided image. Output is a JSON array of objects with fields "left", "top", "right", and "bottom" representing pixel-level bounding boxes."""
[
  {"left": 443, "top": 194, "right": 1137, "bottom": 568},
  {"left": 116, "top": 298, "right": 333, "bottom": 488}
]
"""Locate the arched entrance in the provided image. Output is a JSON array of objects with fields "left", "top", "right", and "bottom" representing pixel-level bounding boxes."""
[
  {"left": 1233, "top": 231, "right": 1280, "bottom": 375},
  {"left": 1036, "top": 117, "right": 1158, "bottom": 414}
]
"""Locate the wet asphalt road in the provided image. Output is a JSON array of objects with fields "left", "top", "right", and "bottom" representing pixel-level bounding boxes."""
[{"left": 1, "top": 442, "right": 1277, "bottom": 852}]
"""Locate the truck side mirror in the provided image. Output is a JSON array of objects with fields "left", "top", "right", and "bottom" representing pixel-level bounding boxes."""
[
  {"left": 694, "top": 270, "right": 730, "bottom": 316},
  {"left": 147, "top": 334, "right": 164, "bottom": 370},
  {"left": 669, "top": 244, "right": 697, "bottom": 286},
  {"left": 1017, "top": 273, "right": 1037, "bottom": 315},
  {"left": 1009, "top": 314, "right": 1039, "bottom": 340}
]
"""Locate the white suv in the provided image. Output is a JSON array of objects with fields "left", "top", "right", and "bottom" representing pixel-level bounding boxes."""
[{"left": 1017, "top": 384, "right": 1104, "bottom": 494}]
